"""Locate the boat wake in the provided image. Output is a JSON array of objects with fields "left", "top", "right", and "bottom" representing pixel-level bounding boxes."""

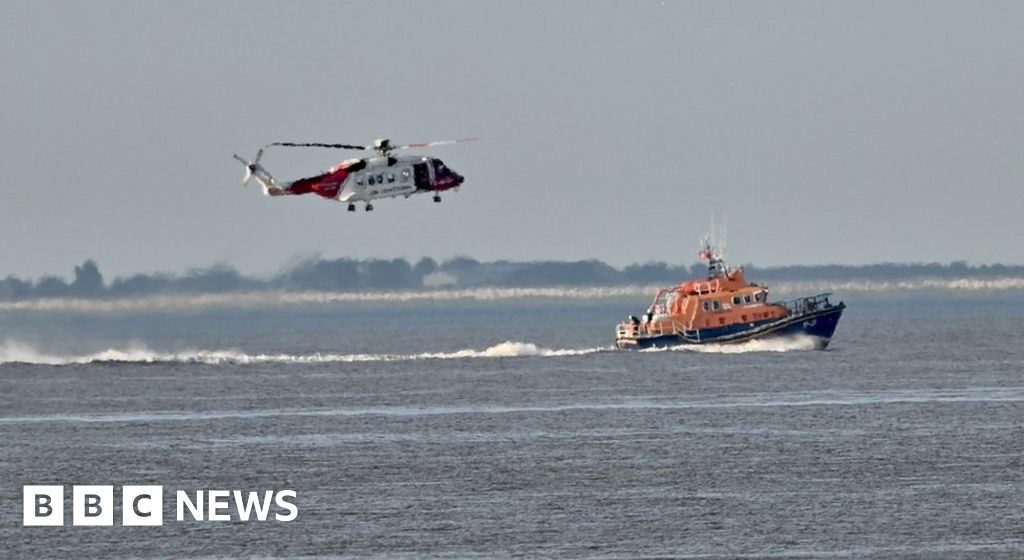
[
  {"left": 640, "top": 335, "right": 822, "bottom": 354},
  {"left": 0, "top": 339, "right": 609, "bottom": 366}
]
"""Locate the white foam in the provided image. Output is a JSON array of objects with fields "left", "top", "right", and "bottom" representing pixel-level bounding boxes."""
[
  {"left": 663, "top": 335, "right": 823, "bottom": 354},
  {"left": 0, "top": 339, "right": 607, "bottom": 366},
  {"left": 0, "top": 333, "right": 817, "bottom": 366}
]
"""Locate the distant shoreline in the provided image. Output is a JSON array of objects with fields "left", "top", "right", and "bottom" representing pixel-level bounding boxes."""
[
  {"left": 1, "top": 277, "right": 1022, "bottom": 314},
  {"left": 4, "top": 257, "right": 1024, "bottom": 304}
]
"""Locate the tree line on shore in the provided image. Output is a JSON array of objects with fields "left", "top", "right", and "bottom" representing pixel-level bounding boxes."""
[{"left": 1, "top": 257, "right": 1021, "bottom": 300}]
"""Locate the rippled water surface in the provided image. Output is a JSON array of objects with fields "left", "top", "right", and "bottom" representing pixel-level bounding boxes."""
[{"left": 1, "top": 294, "right": 1022, "bottom": 558}]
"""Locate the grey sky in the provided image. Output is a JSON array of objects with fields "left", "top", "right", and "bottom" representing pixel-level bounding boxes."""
[{"left": 2, "top": 1, "right": 1022, "bottom": 278}]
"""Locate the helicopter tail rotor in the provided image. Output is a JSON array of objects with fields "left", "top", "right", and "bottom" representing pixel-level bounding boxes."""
[
  {"left": 234, "top": 156, "right": 254, "bottom": 187},
  {"left": 232, "top": 148, "right": 278, "bottom": 191},
  {"left": 233, "top": 148, "right": 266, "bottom": 188}
]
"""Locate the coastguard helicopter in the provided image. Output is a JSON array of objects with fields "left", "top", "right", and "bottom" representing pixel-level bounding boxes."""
[{"left": 232, "top": 137, "right": 474, "bottom": 211}]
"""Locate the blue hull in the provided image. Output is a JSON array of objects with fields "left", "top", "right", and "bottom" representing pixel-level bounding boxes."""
[{"left": 619, "top": 303, "right": 845, "bottom": 350}]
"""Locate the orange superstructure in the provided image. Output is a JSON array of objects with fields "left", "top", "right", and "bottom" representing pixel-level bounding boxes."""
[{"left": 642, "top": 269, "right": 787, "bottom": 333}]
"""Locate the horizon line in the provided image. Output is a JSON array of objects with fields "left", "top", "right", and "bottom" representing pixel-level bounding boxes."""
[{"left": 5, "top": 256, "right": 1024, "bottom": 282}]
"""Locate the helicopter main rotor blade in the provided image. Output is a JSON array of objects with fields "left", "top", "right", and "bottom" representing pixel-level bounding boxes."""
[
  {"left": 394, "top": 137, "right": 479, "bottom": 151},
  {"left": 266, "top": 142, "right": 366, "bottom": 150}
]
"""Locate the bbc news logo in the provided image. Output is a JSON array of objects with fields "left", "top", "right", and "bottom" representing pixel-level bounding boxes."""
[{"left": 23, "top": 486, "right": 297, "bottom": 526}]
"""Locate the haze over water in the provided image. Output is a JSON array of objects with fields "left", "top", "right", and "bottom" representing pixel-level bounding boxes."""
[{"left": 1, "top": 294, "right": 1021, "bottom": 558}]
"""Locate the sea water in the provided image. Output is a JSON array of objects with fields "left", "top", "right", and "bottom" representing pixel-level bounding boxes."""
[{"left": 0, "top": 293, "right": 1022, "bottom": 558}]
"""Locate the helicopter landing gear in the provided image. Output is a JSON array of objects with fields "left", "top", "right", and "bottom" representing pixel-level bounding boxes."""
[
  {"left": 347, "top": 203, "right": 356, "bottom": 212},
  {"left": 433, "top": 194, "right": 442, "bottom": 203},
  {"left": 365, "top": 203, "right": 374, "bottom": 212}
]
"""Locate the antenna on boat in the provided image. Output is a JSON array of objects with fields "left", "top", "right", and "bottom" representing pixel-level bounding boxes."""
[
  {"left": 720, "top": 213, "right": 728, "bottom": 264},
  {"left": 699, "top": 212, "right": 730, "bottom": 279},
  {"left": 705, "top": 212, "right": 728, "bottom": 259}
]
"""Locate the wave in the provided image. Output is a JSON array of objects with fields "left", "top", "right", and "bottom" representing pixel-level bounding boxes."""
[
  {"left": 7, "top": 387, "right": 1022, "bottom": 426},
  {"left": 0, "top": 340, "right": 608, "bottom": 366}
]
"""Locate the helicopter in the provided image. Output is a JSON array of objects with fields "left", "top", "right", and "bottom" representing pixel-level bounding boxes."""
[{"left": 232, "top": 137, "right": 475, "bottom": 211}]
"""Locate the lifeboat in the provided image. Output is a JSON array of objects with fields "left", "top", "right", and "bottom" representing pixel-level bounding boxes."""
[{"left": 615, "top": 236, "right": 845, "bottom": 350}]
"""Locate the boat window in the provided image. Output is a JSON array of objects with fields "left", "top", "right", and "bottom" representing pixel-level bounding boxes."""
[
  {"left": 712, "top": 301, "right": 721, "bottom": 311},
  {"left": 702, "top": 301, "right": 711, "bottom": 311},
  {"left": 356, "top": 176, "right": 364, "bottom": 186},
  {"left": 368, "top": 175, "right": 375, "bottom": 185},
  {"left": 732, "top": 296, "right": 742, "bottom": 305},
  {"left": 387, "top": 173, "right": 395, "bottom": 183},
  {"left": 744, "top": 294, "right": 752, "bottom": 304},
  {"left": 376, "top": 174, "right": 384, "bottom": 184},
  {"left": 402, "top": 169, "right": 411, "bottom": 179},
  {"left": 755, "top": 291, "right": 765, "bottom": 302}
]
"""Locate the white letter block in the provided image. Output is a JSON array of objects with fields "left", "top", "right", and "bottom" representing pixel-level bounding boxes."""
[
  {"left": 23, "top": 485, "right": 64, "bottom": 526},
  {"left": 123, "top": 485, "right": 163, "bottom": 526},
  {"left": 73, "top": 485, "right": 113, "bottom": 526}
]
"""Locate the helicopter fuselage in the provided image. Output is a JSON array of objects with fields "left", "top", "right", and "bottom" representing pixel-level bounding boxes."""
[{"left": 271, "top": 154, "right": 464, "bottom": 205}]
